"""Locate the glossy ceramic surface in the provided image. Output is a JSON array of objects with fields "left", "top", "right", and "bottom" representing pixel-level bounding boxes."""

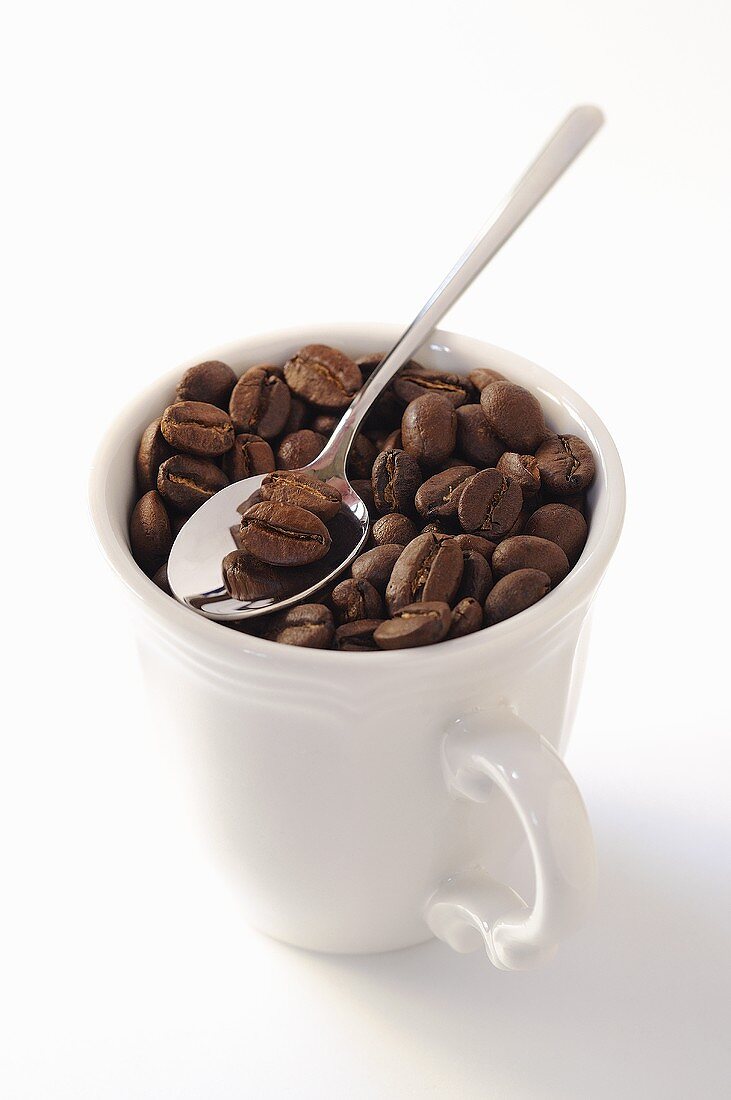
[{"left": 89, "top": 323, "right": 625, "bottom": 969}]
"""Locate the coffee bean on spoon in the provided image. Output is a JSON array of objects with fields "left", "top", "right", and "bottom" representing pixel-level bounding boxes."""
[
  {"left": 262, "top": 604, "right": 335, "bottom": 648},
  {"left": 238, "top": 501, "right": 332, "bottom": 566},
  {"left": 386, "top": 532, "right": 463, "bottom": 614},
  {"left": 176, "top": 360, "right": 237, "bottom": 409},
  {"left": 415, "top": 466, "right": 476, "bottom": 521},
  {"left": 222, "top": 549, "right": 302, "bottom": 601},
  {"left": 492, "top": 535, "right": 570, "bottom": 587},
  {"left": 158, "top": 454, "right": 229, "bottom": 512},
  {"left": 457, "top": 469, "right": 523, "bottom": 539},
  {"left": 455, "top": 405, "right": 504, "bottom": 467},
  {"left": 401, "top": 394, "right": 457, "bottom": 468},
  {"left": 334, "top": 619, "right": 384, "bottom": 651},
  {"left": 229, "top": 365, "right": 292, "bottom": 439},
  {"left": 480, "top": 380, "right": 547, "bottom": 452},
  {"left": 371, "top": 449, "right": 422, "bottom": 515},
  {"left": 222, "top": 434, "right": 275, "bottom": 481},
  {"left": 371, "top": 513, "right": 418, "bottom": 546},
  {"left": 484, "top": 568, "right": 552, "bottom": 625},
  {"left": 259, "top": 470, "right": 342, "bottom": 521},
  {"left": 448, "top": 596, "right": 484, "bottom": 639},
  {"left": 374, "top": 601, "right": 452, "bottom": 649},
  {"left": 276, "top": 430, "right": 327, "bottom": 470},
  {"left": 497, "top": 452, "right": 541, "bottom": 499},
  {"left": 130, "top": 490, "right": 172, "bottom": 575},
  {"left": 330, "top": 578, "right": 383, "bottom": 624},
  {"left": 160, "top": 401, "right": 235, "bottom": 457},
  {"left": 284, "top": 344, "right": 362, "bottom": 409},
  {"left": 136, "top": 417, "right": 172, "bottom": 493},
  {"left": 535, "top": 434, "right": 596, "bottom": 493},
  {"left": 524, "top": 503, "right": 588, "bottom": 565}
]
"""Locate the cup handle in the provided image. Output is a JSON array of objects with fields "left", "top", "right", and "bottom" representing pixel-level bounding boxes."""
[{"left": 425, "top": 706, "right": 596, "bottom": 971}]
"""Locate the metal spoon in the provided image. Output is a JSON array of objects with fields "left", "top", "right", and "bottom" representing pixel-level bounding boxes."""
[{"left": 168, "top": 105, "right": 604, "bottom": 621}]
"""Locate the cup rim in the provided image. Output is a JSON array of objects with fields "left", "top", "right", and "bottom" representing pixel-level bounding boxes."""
[{"left": 89, "top": 321, "right": 625, "bottom": 670}]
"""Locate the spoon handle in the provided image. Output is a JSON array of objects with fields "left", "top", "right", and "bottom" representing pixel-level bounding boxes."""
[{"left": 317, "top": 104, "right": 604, "bottom": 477}]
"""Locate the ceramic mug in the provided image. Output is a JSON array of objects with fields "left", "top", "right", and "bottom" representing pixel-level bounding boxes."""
[{"left": 90, "top": 323, "right": 625, "bottom": 971}]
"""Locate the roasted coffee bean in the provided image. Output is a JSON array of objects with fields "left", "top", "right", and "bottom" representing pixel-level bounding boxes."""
[
  {"left": 175, "top": 360, "right": 237, "bottom": 408},
  {"left": 160, "top": 401, "right": 234, "bottom": 457},
  {"left": 347, "top": 434, "right": 378, "bottom": 480},
  {"left": 504, "top": 506, "right": 529, "bottom": 539},
  {"left": 455, "top": 405, "right": 505, "bottom": 467},
  {"left": 151, "top": 562, "right": 171, "bottom": 594},
  {"left": 492, "top": 535, "right": 570, "bottom": 587},
  {"left": 355, "top": 352, "right": 384, "bottom": 378},
  {"left": 239, "top": 501, "right": 331, "bottom": 566},
  {"left": 452, "top": 533, "right": 497, "bottom": 561},
  {"left": 330, "top": 578, "right": 383, "bottom": 624},
  {"left": 371, "top": 513, "right": 418, "bottom": 546},
  {"left": 525, "top": 503, "right": 588, "bottom": 566},
  {"left": 222, "top": 433, "right": 275, "bottom": 481},
  {"left": 456, "top": 549, "right": 493, "bottom": 604},
  {"left": 364, "top": 389, "right": 403, "bottom": 431},
  {"left": 484, "top": 569, "right": 551, "bottom": 625},
  {"left": 468, "top": 367, "right": 505, "bottom": 391},
  {"left": 229, "top": 365, "right": 292, "bottom": 439},
  {"left": 393, "top": 365, "right": 471, "bottom": 407},
  {"left": 276, "top": 430, "right": 327, "bottom": 470},
  {"left": 310, "top": 412, "right": 339, "bottom": 435},
  {"left": 401, "top": 394, "right": 457, "bottom": 468},
  {"left": 386, "top": 532, "right": 464, "bottom": 614},
  {"left": 448, "top": 597, "right": 483, "bottom": 639},
  {"left": 284, "top": 344, "right": 362, "bottom": 409},
  {"left": 282, "top": 396, "right": 309, "bottom": 435},
  {"left": 334, "top": 619, "right": 384, "bottom": 650},
  {"left": 415, "top": 466, "right": 476, "bottom": 520},
  {"left": 262, "top": 604, "right": 335, "bottom": 648},
  {"left": 222, "top": 550, "right": 300, "bottom": 601},
  {"left": 480, "top": 381, "right": 547, "bottom": 452},
  {"left": 350, "top": 479, "right": 378, "bottom": 522},
  {"left": 497, "top": 452, "right": 541, "bottom": 499},
  {"left": 457, "top": 469, "right": 523, "bottom": 539},
  {"left": 351, "top": 544, "right": 403, "bottom": 594},
  {"left": 535, "top": 434, "right": 596, "bottom": 493},
  {"left": 136, "top": 417, "right": 172, "bottom": 493},
  {"left": 130, "top": 490, "right": 172, "bottom": 575},
  {"left": 157, "top": 454, "right": 229, "bottom": 512},
  {"left": 371, "top": 448, "right": 422, "bottom": 515},
  {"left": 374, "top": 601, "right": 451, "bottom": 649},
  {"left": 259, "top": 470, "right": 342, "bottom": 520},
  {"left": 381, "top": 427, "right": 402, "bottom": 450}
]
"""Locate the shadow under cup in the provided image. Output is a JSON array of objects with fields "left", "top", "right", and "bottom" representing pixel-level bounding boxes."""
[{"left": 89, "top": 323, "right": 625, "bottom": 965}]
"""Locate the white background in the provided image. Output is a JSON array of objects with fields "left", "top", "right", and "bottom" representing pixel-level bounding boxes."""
[{"left": 2, "top": 1, "right": 731, "bottom": 1096}]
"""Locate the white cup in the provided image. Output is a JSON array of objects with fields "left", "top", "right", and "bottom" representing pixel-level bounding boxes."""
[{"left": 90, "top": 323, "right": 625, "bottom": 971}]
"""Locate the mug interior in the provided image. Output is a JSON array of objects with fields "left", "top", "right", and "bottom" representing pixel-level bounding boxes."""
[{"left": 89, "top": 323, "right": 625, "bottom": 667}]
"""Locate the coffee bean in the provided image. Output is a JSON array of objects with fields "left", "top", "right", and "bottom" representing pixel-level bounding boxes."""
[
  {"left": 282, "top": 396, "right": 310, "bottom": 435},
  {"left": 503, "top": 504, "right": 529, "bottom": 540},
  {"left": 276, "top": 430, "right": 327, "bottom": 470},
  {"left": 176, "top": 360, "right": 237, "bottom": 408},
  {"left": 371, "top": 448, "right": 422, "bottom": 515},
  {"left": 485, "top": 568, "right": 552, "bottom": 625},
  {"left": 539, "top": 488, "right": 586, "bottom": 514},
  {"left": 468, "top": 367, "right": 505, "bottom": 391},
  {"left": 347, "top": 434, "right": 378, "bottom": 480},
  {"left": 263, "top": 604, "right": 335, "bottom": 648},
  {"left": 351, "top": 544, "right": 403, "bottom": 594},
  {"left": 222, "top": 549, "right": 301, "bottom": 601},
  {"left": 130, "top": 490, "right": 172, "bottom": 575},
  {"left": 497, "top": 452, "right": 541, "bottom": 499},
  {"left": 151, "top": 562, "right": 171, "bottom": 594},
  {"left": 386, "top": 532, "right": 464, "bottom": 614},
  {"left": 480, "top": 381, "right": 547, "bottom": 452},
  {"left": 455, "top": 404, "right": 504, "bottom": 467},
  {"left": 524, "top": 503, "right": 588, "bottom": 566},
  {"left": 160, "top": 401, "right": 234, "bottom": 457},
  {"left": 401, "top": 394, "right": 457, "bottom": 468},
  {"left": 284, "top": 344, "right": 362, "bottom": 409},
  {"left": 457, "top": 469, "right": 523, "bottom": 539},
  {"left": 415, "top": 466, "right": 476, "bottom": 521},
  {"left": 381, "top": 427, "right": 402, "bottom": 451},
  {"left": 456, "top": 549, "right": 493, "bottom": 603},
  {"left": 448, "top": 597, "right": 484, "bottom": 639},
  {"left": 350, "top": 479, "right": 379, "bottom": 523},
  {"left": 355, "top": 352, "right": 384, "bottom": 378},
  {"left": 492, "top": 535, "right": 570, "bottom": 587},
  {"left": 239, "top": 501, "right": 332, "bottom": 566},
  {"left": 364, "top": 389, "right": 403, "bottom": 431},
  {"left": 334, "top": 619, "right": 384, "bottom": 650},
  {"left": 330, "top": 578, "right": 382, "bottom": 624},
  {"left": 311, "top": 413, "right": 339, "bottom": 435},
  {"left": 157, "top": 454, "right": 229, "bottom": 512},
  {"left": 393, "top": 365, "right": 471, "bottom": 407},
  {"left": 222, "top": 433, "right": 275, "bottom": 481},
  {"left": 535, "top": 434, "right": 596, "bottom": 493},
  {"left": 452, "top": 533, "right": 496, "bottom": 561},
  {"left": 136, "top": 417, "right": 172, "bottom": 493},
  {"left": 229, "top": 365, "right": 292, "bottom": 439},
  {"left": 371, "top": 513, "right": 418, "bottom": 546},
  {"left": 259, "top": 470, "right": 342, "bottom": 520},
  {"left": 374, "top": 601, "right": 451, "bottom": 649}
]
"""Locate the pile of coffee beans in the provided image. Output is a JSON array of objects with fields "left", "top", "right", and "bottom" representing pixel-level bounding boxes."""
[{"left": 130, "top": 345, "right": 595, "bottom": 650}]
